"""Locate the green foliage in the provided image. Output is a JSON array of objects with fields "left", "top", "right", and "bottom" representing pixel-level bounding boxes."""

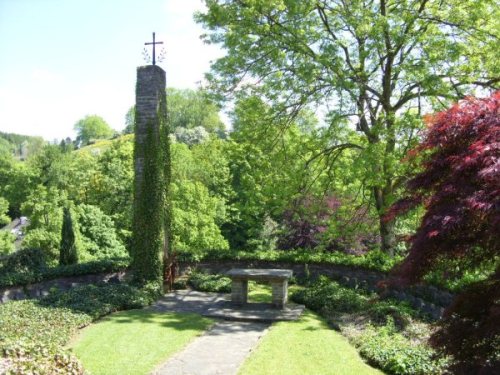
[
  {"left": 0, "top": 131, "right": 45, "bottom": 160},
  {"left": 75, "top": 204, "right": 127, "bottom": 260},
  {"left": 0, "top": 230, "right": 15, "bottom": 255},
  {"left": 293, "top": 278, "right": 368, "bottom": 313},
  {"left": 131, "top": 91, "right": 169, "bottom": 286},
  {"left": 39, "top": 282, "right": 160, "bottom": 319},
  {"left": 0, "top": 282, "right": 158, "bottom": 373},
  {"left": 197, "top": 0, "right": 499, "bottom": 253},
  {"left": 187, "top": 271, "right": 232, "bottom": 293},
  {"left": 168, "top": 87, "right": 225, "bottom": 135},
  {"left": 59, "top": 206, "right": 79, "bottom": 265},
  {"left": 0, "top": 300, "right": 88, "bottom": 374},
  {"left": 123, "top": 106, "right": 135, "bottom": 134},
  {"left": 290, "top": 277, "right": 448, "bottom": 374},
  {"left": 0, "top": 248, "right": 47, "bottom": 287},
  {"left": 74, "top": 115, "right": 114, "bottom": 147},
  {"left": 172, "top": 180, "right": 229, "bottom": 256},
  {"left": 186, "top": 248, "right": 401, "bottom": 273},
  {"left": 22, "top": 228, "right": 61, "bottom": 264},
  {"left": 0, "top": 249, "right": 128, "bottom": 288},
  {"left": 0, "top": 197, "right": 10, "bottom": 226},
  {"left": 354, "top": 320, "right": 449, "bottom": 375}
]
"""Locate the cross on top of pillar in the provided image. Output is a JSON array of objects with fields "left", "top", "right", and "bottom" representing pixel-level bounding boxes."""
[{"left": 144, "top": 32, "right": 164, "bottom": 66}]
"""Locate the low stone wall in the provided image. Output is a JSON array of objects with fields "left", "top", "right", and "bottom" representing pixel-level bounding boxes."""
[
  {"left": 0, "top": 271, "right": 129, "bottom": 304},
  {"left": 180, "top": 260, "right": 454, "bottom": 320}
]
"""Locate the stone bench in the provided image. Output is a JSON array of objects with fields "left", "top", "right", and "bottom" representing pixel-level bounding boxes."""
[{"left": 227, "top": 269, "right": 293, "bottom": 309}]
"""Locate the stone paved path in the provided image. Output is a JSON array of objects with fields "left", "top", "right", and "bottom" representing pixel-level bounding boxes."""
[
  {"left": 149, "top": 290, "right": 271, "bottom": 375},
  {"left": 152, "top": 321, "right": 270, "bottom": 375}
]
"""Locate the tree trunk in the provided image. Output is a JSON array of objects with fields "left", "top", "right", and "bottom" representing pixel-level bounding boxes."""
[
  {"left": 373, "top": 186, "right": 396, "bottom": 256},
  {"left": 379, "top": 216, "right": 396, "bottom": 256}
]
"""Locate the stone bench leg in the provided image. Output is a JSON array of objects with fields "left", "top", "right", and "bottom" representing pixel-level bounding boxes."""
[
  {"left": 231, "top": 279, "right": 248, "bottom": 305},
  {"left": 271, "top": 280, "right": 288, "bottom": 308}
]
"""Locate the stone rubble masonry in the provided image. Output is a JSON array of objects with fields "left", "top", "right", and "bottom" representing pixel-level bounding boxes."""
[
  {"left": 134, "top": 65, "right": 166, "bottom": 191},
  {"left": 180, "top": 260, "right": 455, "bottom": 320},
  {"left": 0, "top": 271, "right": 129, "bottom": 304}
]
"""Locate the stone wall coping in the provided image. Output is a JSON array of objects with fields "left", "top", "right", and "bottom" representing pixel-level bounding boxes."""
[{"left": 227, "top": 268, "right": 292, "bottom": 281}]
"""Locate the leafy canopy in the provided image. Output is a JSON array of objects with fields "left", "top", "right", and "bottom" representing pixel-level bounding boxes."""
[
  {"left": 387, "top": 92, "right": 499, "bottom": 374},
  {"left": 74, "top": 115, "right": 114, "bottom": 147},
  {"left": 197, "top": 0, "right": 499, "bottom": 253}
]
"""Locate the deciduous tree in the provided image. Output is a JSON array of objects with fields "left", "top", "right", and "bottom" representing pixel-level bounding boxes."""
[
  {"left": 387, "top": 92, "right": 499, "bottom": 373},
  {"left": 197, "top": 0, "right": 499, "bottom": 254},
  {"left": 74, "top": 115, "right": 114, "bottom": 147}
]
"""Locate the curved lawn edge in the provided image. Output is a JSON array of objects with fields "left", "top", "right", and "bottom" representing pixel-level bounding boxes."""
[
  {"left": 238, "top": 309, "right": 384, "bottom": 375},
  {"left": 70, "top": 309, "right": 213, "bottom": 375}
]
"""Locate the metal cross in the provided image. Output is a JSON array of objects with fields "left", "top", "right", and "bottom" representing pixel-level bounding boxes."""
[{"left": 144, "top": 32, "right": 164, "bottom": 65}]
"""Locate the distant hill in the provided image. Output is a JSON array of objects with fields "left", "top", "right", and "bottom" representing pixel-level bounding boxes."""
[
  {"left": 0, "top": 131, "right": 46, "bottom": 160},
  {"left": 75, "top": 134, "right": 133, "bottom": 156}
]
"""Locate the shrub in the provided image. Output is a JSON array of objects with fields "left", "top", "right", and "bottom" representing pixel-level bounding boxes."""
[
  {"left": 186, "top": 248, "right": 401, "bottom": 273},
  {"left": 187, "top": 271, "right": 231, "bottom": 293},
  {"left": 291, "top": 277, "right": 368, "bottom": 313},
  {"left": 75, "top": 204, "right": 127, "bottom": 260},
  {"left": 22, "top": 228, "right": 60, "bottom": 264},
  {"left": 39, "top": 282, "right": 159, "bottom": 319},
  {"left": 354, "top": 319, "right": 449, "bottom": 375},
  {"left": 59, "top": 206, "right": 79, "bottom": 265},
  {"left": 0, "top": 230, "right": 15, "bottom": 255},
  {"left": 0, "top": 300, "right": 89, "bottom": 374},
  {"left": 0, "top": 253, "right": 129, "bottom": 288},
  {"left": 0, "top": 248, "right": 47, "bottom": 286}
]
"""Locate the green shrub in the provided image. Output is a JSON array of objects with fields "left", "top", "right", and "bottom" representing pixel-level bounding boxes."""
[
  {"left": 39, "top": 282, "right": 158, "bottom": 319},
  {"left": 0, "top": 253, "right": 129, "bottom": 288},
  {"left": 0, "top": 300, "right": 89, "bottom": 374},
  {"left": 187, "top": 271, "right": 231, "bottom": 293},
  {"left": 22, "top": 228, "right": 60, "bottom": 264},
  {"left": 0, "top": 248, "right": 47, "bottom": 286},
  {"left": 354, "top": 319, "right": 449, "bottom": 375},
  {"left": 366, "top": 300, "right": 418, "bottom": 327},
  {"left": 185, "top": 248, "right": 402, "bottom": 273},
  {"left": 291, "top": 277, "right": 369, "bottom": 313},
  {"left": 0, "top": 231, "right": 15, "bottom": 255},
  {"left": 75, "top": 204, "right": 128, "bottom": 260},
  {"left": 59, "top": 206, "right": 79, "bottom": 266}
]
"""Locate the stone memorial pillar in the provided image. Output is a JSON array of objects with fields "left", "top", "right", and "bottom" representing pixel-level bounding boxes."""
[{"left": 131, "top": 65, "right": 168, "bottom": 285}]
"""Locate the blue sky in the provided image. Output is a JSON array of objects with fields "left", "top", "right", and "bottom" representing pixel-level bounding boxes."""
[{"left": 0, "top": 0, "right": 222, "bottom": 141}]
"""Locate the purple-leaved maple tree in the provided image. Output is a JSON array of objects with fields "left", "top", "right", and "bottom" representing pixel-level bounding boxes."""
[{"left": 386, "top": 92, "right": 499, "bottom": 374}]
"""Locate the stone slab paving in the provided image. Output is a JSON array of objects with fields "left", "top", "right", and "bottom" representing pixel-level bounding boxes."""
[
  {"left": 149, "top": 290, "right": 304, "bottom": 375},
  {"left": 150, "top": 290, "right": 230, "bottom": 315},
  {"left": 152, "top": 321, "right": 270, "bottom": 375},
  {"left": 204, "top": 301, "right": 305, "bottom": 322}
]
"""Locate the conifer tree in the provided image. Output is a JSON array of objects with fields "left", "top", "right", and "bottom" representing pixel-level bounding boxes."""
[{"left": 59, "top": 206, "right": 78, "bottom": 265}]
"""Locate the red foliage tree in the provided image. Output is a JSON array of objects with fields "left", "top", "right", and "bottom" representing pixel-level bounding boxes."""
[{"left": 386, "top": 92, "right": 499, "bottom": 374}]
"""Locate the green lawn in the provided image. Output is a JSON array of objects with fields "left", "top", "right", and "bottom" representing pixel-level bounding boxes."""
[
  {"left": 239, "top": 310, "right": 384, "bottom": 375},
  {"left": 239, "top": 283, "right": 383, "bottom": 375},
  {"left": 70, "top": 309, "right": 213, "bottom": 375}
]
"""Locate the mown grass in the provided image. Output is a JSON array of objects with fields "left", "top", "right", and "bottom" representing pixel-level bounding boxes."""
[
  {"left": 71, "top": 309, "right": 213, "bottom": 375},
  {"left": 239, "top": 309, "right": 383, "bottom": 375},
  {"left": 239, "top": 283, "right": 383, "bottom": 375}
]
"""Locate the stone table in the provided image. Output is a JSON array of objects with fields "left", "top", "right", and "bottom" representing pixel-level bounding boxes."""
[{"left": 226, "top": 269, "right": 293, "bottom": 308}]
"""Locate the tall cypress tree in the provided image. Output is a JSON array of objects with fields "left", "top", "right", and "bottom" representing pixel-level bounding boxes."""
[{"left": 59, "top": 206, "right": 78, "bottom": 265}]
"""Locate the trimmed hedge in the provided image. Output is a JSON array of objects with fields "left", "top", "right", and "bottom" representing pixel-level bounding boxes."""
[
  {"left": 0, "top": 248, "right": 130, "bottom": 288},
  {"left": 179, "top": 248, "right": 402, "bottom": 273}
]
